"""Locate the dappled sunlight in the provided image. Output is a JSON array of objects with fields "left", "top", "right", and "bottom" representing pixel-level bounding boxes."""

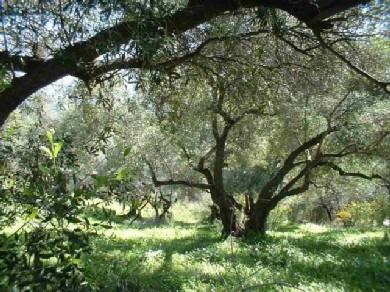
[
  {"left": 298, "top": 223, "right": 330, "bottom": 233},
  {"left": 103, "top": 225, "right": 198, "bottom": 240},
  {"left": 171, "top": 201, "right": 212, "bottom": 224},
  {"left": 80, "top": 218, "right": 390, "bottom": 291},
  {"left": 333, "top": 230, "right": 385, "bottom": 245}
]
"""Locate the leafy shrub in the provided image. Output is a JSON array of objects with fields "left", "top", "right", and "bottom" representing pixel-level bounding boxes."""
[
  {"left": 0, "top": 228, "right": 89, "bottom": 290},
  {"left": 342, "top": 196, "right": 390, "bottom": 227},
  {"left": 268, "top": 203, "right": 293, "bottom": 229},
  {"left": 0, "top": 129, "right": 92, "bottom": 289},
  {"left": 336, "top": 210, "right": 353, "bottom": 226}
]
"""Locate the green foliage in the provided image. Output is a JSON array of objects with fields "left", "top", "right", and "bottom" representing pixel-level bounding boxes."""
[
  {"left": 268, "top": 203, "right": 294, "bottom": 229},
  {"left": 1, "top": 1, "right": 389, "bottom": 288},
  {"left": 342, "top": 196, "right": 390, "bottom": 227},
  {"left": 0, "top": 229, "right": 89, "bottom": 290},
  {"left": 0, "top": 127, "right": 92, "bottom": 290},
  {"left": 39, "top": 129, "right": 63, "bottom": 162},
  {"left": 224, "top": 166, "right": 270, "bottom": 196}
]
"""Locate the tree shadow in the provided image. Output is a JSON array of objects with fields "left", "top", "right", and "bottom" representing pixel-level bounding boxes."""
[
  {"left": 272, "top": 224, "right": 301, "bottom": 232},
  {"left": 83, "top": 225, "right": 222, "bottom": 291},
  {"left": 246, "top": 229, "right": 390, "bottom": 291},
  {"left": 82, "top": 223, "right": 390, "bottom": 291},
  {"left": 85, "top": 205, "right": 212, "bottom": 231}
]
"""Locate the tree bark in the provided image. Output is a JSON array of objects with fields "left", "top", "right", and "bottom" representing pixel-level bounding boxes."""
[
  {"left": 219, "top": 203, "right": 240, "bottom": 236},
  {"left": 323, "top": 205, "right": 333, "bottom": 222},
  {"left": 208, "top": 204, "right": 221, "bottom": 223},
  {"left": 244, "top": 194, "right": 254, "bottom": 216},
  {"left": 205, "top": 174, "right": 241, "bottom": 236},
  {"left": 0, "top": 60, "right": 69, "bottom": 126},
  {"left": 245, "top": 201, "right": 272, "bottom": 234}
]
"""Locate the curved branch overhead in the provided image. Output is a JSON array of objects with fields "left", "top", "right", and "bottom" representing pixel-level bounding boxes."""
[{"left": 0, "top": 0, "right": 371, "bottom": 127}]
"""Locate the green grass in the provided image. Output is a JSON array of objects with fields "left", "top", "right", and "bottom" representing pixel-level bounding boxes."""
[{"left": 82, "top": 204, "right": 390, "bottom": 291}]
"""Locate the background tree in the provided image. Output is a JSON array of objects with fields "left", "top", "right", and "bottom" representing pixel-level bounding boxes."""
[{"left": 139, "top": 30, "right": 389, "bottom": 234}]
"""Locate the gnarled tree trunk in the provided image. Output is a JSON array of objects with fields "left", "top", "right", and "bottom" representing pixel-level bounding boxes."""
[
  {"left": 206, "top": 173, "right": 241, "bottom": 236},
  {"left": 245, "top": 203, "right": 271, "bottom": 234}
]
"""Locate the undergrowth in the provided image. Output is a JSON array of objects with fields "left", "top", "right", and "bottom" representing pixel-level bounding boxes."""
[{"left": 82, "top": 203, "right": 390, "bottom": 291}]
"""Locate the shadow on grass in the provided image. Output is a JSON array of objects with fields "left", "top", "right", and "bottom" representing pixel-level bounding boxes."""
[
  {"left": 84, "top": 205, "right": 130, "bottom": 224},
  {"left": 246, "top": 229, "right": 390, "bottom": 291},
  {"left": 84, "top": 205, "right": 207, "bottom": 231},
  {"left": 82, "top": 221, "right": 390, "bottom": 291},
  {"left": 272, "top": 224, "right": 301, "bottom": 232},
  {"left": 83, "top": 224, "right": 222, "bottom": 291},
  {"left": 85, "top": 206, "right": 166, "bottom": 229}
]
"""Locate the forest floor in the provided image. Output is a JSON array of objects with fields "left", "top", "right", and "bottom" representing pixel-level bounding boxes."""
[{"left": 82, "top": 203, "right": 390, "bottom": 291}]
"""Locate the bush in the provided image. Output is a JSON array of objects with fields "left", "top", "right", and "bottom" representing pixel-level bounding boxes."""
[
  {"left": 0, "top": 129, "right": 92, "bottom": 289},
  {"left": 336, "top": 210, "right": 353, "bottom": 227},
  {"left": 268, "top": 203, "right": 293, "bottom": 229},
  {"left": 340, "top": 195, "right": 390, "bottom": 227}
]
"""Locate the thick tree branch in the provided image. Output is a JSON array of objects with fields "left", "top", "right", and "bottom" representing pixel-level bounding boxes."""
[
  {"left": 197, "top": 145, "right": 217, "bottom": 171},
  {"left": 0, "top": 0, "right": 370, "bottom": 126},
  {"left": 268, "top": 134, "right": 387, "bottom": 203},
  {"left": 309, "top": 0, "right": 370, "bottom": 24},
  {"left": 0, "top": 51, "right": 45, "bottom": 73},
  {"left": 316, "top": 34, "right": 390, "bottom": 93},
  {"left": 0, "top": 59, "right": 69, "bottom": 127},
  {"left": 322, "top": 131, "right": 389, "bottom": 159},
  {"left": 258, "top": 127, "right": 336, "bottom": 201},
  {"left": 277, "top": 164, "right": 311, "bottom": 198},
  {"left": 275, "top": 174, "right": 311, "bottom": 201},
  {"left": 321, "top": 161, "right": 385, "bottom": 181},
  {"left": 92, "top": 29, "right": 270, "bottom": 77},
  {"left": 145, "top": 160, "right": 211, "bottom": 190}
]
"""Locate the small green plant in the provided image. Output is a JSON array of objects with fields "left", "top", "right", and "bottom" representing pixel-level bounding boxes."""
[{"left": 39, "top": 129, "right": 63, "bottom": 166}]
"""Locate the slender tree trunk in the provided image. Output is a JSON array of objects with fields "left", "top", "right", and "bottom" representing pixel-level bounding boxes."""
[
  {"left": 244, "top": 194, "right": 254, "bottom": 216},
  {"left": 322, "top": 204, "right": 333, "bottom": 222},
  {"left": 159, "top": 200, "right": 171, "bottom": 222}
]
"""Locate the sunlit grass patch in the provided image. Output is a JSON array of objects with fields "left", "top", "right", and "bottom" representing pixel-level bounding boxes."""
[
  {"left": 81, "top": 206, "right": 390, "bottom": 291},
  {"left": 103, "top": 225, "right": 199, "bottom": 240}
]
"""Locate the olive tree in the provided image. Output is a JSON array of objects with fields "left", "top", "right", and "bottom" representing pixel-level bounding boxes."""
[{"left": 141, "top": 34, "right": 388, "bottom": 235}]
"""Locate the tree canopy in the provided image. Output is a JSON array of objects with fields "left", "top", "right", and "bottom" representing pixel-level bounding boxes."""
[{"left": 1, "top": 0, "right": 389, "bottom": 126}]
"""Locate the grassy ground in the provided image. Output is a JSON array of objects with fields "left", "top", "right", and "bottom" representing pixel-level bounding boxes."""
[{"left": 82, "top": 202, "right": 390, "bottom": 291}]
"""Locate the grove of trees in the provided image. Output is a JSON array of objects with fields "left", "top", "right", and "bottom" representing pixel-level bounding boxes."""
[{"left": 0, "top": 0, "right": 389, "bottom": 290}]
